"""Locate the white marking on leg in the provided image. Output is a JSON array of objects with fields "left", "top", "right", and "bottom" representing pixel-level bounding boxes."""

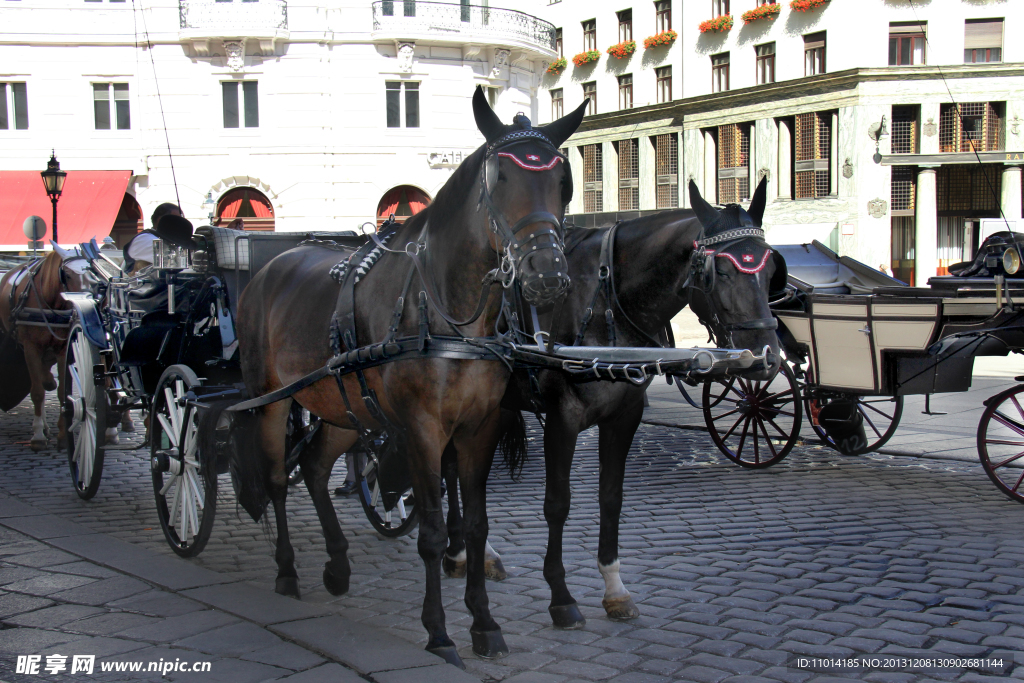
[
  {"left": 599, "top": 560, "right": 630, "bottom": 600},
  {"left": 484, "top": 540, "right": 500, "bottom": 561},
  {"left": 446, "top": 549, "right": 467, "bottom": 563},
  {"left": 105, "top": 427, "right": 119, "bottom": 445},
  {"left": 32, "top": 414, "right": 46, "bottom": 443}
]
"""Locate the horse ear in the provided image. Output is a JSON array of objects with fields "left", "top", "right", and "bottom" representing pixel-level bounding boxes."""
[
  {"left": 748, "top": 176, "right": 768, "bottom": 226},
  {"left": 688, "top": 180, "right": 719, "bottom": 230},
  {"left": 537, "top": 99, "right": 588, "bottom": 148},
  {"left": 49, "top": 241, "right": 74, "bottom": 260},
  {"left": 473, "top": 85, "right": 506, "bottom": 144}
]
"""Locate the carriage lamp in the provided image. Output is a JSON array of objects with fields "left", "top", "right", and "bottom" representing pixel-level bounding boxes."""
[
  {"left": 1003, "top": 246, "right": 1021, "bottom": 275},
  {"left": 40, "top": 151, "right": 67, "bottom": 244}
]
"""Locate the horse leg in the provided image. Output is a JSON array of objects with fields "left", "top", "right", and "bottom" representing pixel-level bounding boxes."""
[
  {"left": 22, "top": 343, "right": 49, "bottom": 451},
  {"left": 300, "top": 424, "right": 357, "bottom": 596},
  {"left": 261, "top": 401, "right": 300, "bottom": 598},
  {"left": 543, "top": 411, "right": 586, "bottom": 628},
  {"left": 441, "top": 442, "right": 466, "bottom": 579},
  {"left": 454, "top": 415, "right": 508, "bottom": 659},
  {"left": 597, "top": 399, "right": 644, "bottom": 621}
]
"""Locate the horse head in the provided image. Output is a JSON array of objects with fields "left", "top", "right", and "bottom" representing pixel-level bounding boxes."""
[
  {"left": 686, "top": 177, "right": 783, "bottom": 379},
  {"left": 472, "top": 87, "right": 586, "bottom": 306}
]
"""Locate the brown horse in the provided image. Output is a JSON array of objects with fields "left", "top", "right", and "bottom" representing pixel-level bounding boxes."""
[
  {"left": 0, "top": 250, "right": 93, "bottom": 450},
  {"left": 229, "top": 88, "right": 586, "bottom": 668}
]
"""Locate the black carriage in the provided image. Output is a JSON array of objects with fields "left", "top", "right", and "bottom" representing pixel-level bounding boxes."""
[
  {"left": 695, "top": 235, "right": 1024, "bottom": 503},
  {"left": 63, "top": 225, "right": 373, "bottom": 555}
]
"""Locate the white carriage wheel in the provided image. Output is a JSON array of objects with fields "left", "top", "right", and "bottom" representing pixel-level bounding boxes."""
[
  {"left": 151, "top": 365, "right": 217, "bottom": 557},
  {"left": 355, "top": 438, "right": 418, "bottom": 538},
  {"left": 64, "top": 324, "right": 106, "bottom": 500}
]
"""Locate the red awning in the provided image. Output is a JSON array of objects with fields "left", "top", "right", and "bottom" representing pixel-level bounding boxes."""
[{"left": 0, "top": 170, "right": 132, "bottom": 249}]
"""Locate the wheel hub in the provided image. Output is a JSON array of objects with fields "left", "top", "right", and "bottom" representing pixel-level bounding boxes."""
[
  {"left": 152, "top": 449, "right": 182, "bottom": 475},
  {"left": 67, "top": 396, "right": 86, "bottom": 425}
]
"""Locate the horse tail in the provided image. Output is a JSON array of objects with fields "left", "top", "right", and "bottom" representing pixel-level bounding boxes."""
[
  {"left": 497, "top": 408, "right": 528, "bottom": 481},
  {"left": 219, "top": 406, "right": 271, "bottom": 523}
]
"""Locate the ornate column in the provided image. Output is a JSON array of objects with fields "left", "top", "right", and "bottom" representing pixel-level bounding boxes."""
[
  {"left": 830, "top": 112, "right": 839, "bottom": 196},
  {"left": 1001, "top": 164, "right": 1023, "bottom": 227},
  {"left": 915, "top": 166, "right": 939, "bottom": 286},
  {"left": 778, "top": 119, "right": 792, "bottom": 200},
  {"left": 704, "top": 130, "right": 716, "bottom": 202}
]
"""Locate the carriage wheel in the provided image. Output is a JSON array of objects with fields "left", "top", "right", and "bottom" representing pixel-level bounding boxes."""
[
  {"left": 805, "top": 372, "right": 903, "bottom": 454},
  {"left": 151, "top": 365, "right": 216, "bottom": 557},
  {"left": 702, "top": 363, "right": 802, "bottom": 468},
  {"left": 64, "top": 324, "right": 106, "bottom": 500},
  {"left": 978, "top": 384, "right": 1024, "bottom": 503},
  {"left": 356, "top": 437, "right": 418, "bottom": 538}
]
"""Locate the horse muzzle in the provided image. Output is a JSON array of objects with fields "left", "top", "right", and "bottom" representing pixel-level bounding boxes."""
[{"left": 517, "top": 245, "right": 571, "bottom": 306}]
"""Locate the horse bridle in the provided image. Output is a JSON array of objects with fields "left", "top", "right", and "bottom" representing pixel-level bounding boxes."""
[
  {"left": 479, "top": 125, "right": 571, "bottom": 302},
  {"left": 686, "top": 227, "right": 779, "bottom": 348}
]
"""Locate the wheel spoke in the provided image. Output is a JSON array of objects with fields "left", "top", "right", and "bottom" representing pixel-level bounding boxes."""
[
  {"left": 167, "top": 477, "right": 181, "bottom": 527},
  {"left": 752, "top": 420, "right": 760, "bottom": 463},
  {"left": 764, "top": 416, "right": 791, "bottom": 440},
  {"left": 709, "top": 406, "right": 743, "bottom": 423},
  {"left": 1012, "top": 469, "right": 1024, "bottom": 494},
  {"left": 735, "top": 417, "right": 751, "bottom": 458},
  {"left": 992, "top": 411, "right": 1024, "bottom": 439},
  {"left": 757, "top": 417, "right": 778, "bottom": 460},
  {"left": 991, "top": 450, "right": 1024, "bottom": 470},
  {"left": 759, "top": 388, "right": 795, "bottom": 403},
  {"left": 157, "top": 414, "right": 179, "bottom": 448},
  {"left": 859, "top": 405, "right": 883, "bottom": 439},
  {"left": 721, "top": 412, "right": 747, "bottom": 440},
  {"left": 1011, "top": 394, "right": 1024, "bottom": 423},
  {"left": 396, "top": 496, "right": 407, "bottom": 520},
  {"left": 985, "top": 438, "right": 1024, "bottom": 447},
  {"left": 860, "top": 400, "right": 897, "bottom": 421}
]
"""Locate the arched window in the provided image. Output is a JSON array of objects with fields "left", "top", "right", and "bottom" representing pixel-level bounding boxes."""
[
  {"left": 376, "top": 185, "right": 430, "bottom": 227},
  {"left": 216, "top": 187, "right": 275, "bottom": 231},
  {"left": 109, "top": 193, "right": 144, "bottom": 248}
]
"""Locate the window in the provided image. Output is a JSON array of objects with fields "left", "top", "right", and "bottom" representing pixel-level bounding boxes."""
[
  {"left": 386, "top": 81, "right": 419, "bottom": 128},
  {"left": 583, "top": 143, "right": 603, "bottom": 213},
  {"left": 655, "top": 0, "right": 671, "bottom": 32},
  {"left": 891, "top": 166, "right": 916, "bottom": 215},
  {"left": 794, "top": 112, "right": 831, "bottom": 199},
  {"left": 889, "top": 22, "right": 926, "bottom": 66},
  {"left": 222, "top": 81, "right": 258, "bottom": 128},
  {"left": 804, "top": 32, "right": 826, "bottom": 76},
  {"left": 583, "top": 81, "right": 596, "bottom": 115},
  {"left": 551, "top": 89, "right": 563, "bottom": 120},
  {"left": 617, "top": 10, "right": 632, "bottom": 42},
  {"left": 712, "top": 52, "right": 730, "bottom": 93},
  {"left": 618, "top": 74, "right": 633, "bottom": 110},
  {"left": 582, "top": 19, "right": 596, "bottom": 51},
  {"left": 617, "top": 139, "right": 639, "bottom": 211},
  {"left": 656, "top": 66, "right": 672, "bottom": 103},
  {"left": 718, "top": 123, "right": 751, "bottom": 204},
  {"left": 93, "top": 83, "right": 130, "bottom": 130},
  {"left": 0, "top": 83, "right": 28, "bottom": 130},
  {"left": 655, "top": 133, "right": 678, "bottom": 208},
  {"left": 756, "top": 43, "right": 775, "bottom": 85},
  {"left": 940, "top": 102, "right": 1003, "bottom": 153},
  {"left": 712, "top": 0, "right": 728, "bottom": 15},
  {"left": 965, "top": 19, "right": 1003, "bottom": 63},
  {"left": 555, "top": 28, "right": 563, "bottom": 57},
  {"left": 380, "top": 1, "right": 417, "bottom": 16},
  {"left": 891, "top": 105, "right": 919, "bottom": 154},
  {"left": 757, "top": 0, "right": 776, "bottom": 5}
]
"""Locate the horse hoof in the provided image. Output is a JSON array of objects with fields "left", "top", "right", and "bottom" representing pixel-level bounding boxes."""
[
  {"left": 105, "top": 429, "right": 119, "bottom": 446},
  {"left": 43, "top": 377, "right": 57, "bottom": 391},
  {"left": 323, "top": 563, "right": 350, "bottom": 596},
  {"left": 121, "top": 415, "right": 135, "bottom": 432},
  {"left": 549, "top": 602, "right": 586, "bottom": 629},
  {"left": 603, "top": 595, "right": 640, "bottom": 621},
  {"left": 29, "top": 440, "right": 47, "bottom": 452},
  {"left": 426, "top": 645, "right": 465, "bottom": 670},
  {"left": 471, "top": 628, "right": 509, "bottom": 659},
  {"left": 274, "top": 576, "right": 301, "bottom": 599},
  {"left": 484, "top": 556, "right": 507, "bottom": 582},
  {"left": 442, "top": 554, "right": 466, "bottom": 579}
]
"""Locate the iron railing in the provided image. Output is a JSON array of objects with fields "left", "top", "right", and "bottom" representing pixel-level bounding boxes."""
[
  {"left": 179, "top": 0, "right": 288, "bottom": 31},
  {"left": 372, "top": 1, "right": 556, "bottom": 53}
]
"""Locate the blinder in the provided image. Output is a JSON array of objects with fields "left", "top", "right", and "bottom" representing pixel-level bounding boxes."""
[{"left": 769, "top": 249, "right": 788, "bottom": 297}]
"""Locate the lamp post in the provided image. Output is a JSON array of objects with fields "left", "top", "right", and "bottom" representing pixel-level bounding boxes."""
[{"left": 40, "top": 151, "right": 67, "bottom": 244}]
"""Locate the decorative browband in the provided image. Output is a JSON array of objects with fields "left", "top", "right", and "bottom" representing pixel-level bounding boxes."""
[
  {"left": 697, "top": 227, "right": 765, "bottom": 247},
  {"left": 487, "top": 129, "right": 556, "bottom": 154}
]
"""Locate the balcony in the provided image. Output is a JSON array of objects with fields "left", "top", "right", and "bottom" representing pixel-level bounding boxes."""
[
  {"left": 179, "top": 0, "right": 289, "bottom": 48},
  {"left": 371, "top": 1, "right": 557, "bottom": 57}
]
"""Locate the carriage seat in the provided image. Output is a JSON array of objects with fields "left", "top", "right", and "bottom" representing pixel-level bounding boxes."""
[
  {"left": 127, "top": 281, "right": 169, "bottom": 313},
  {"left": 194, "top": 226, "right": 249, "bottom": 271}
]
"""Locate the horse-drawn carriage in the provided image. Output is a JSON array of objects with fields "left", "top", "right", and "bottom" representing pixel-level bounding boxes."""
[{"left": 692, "top": 233, "right": 1024, "bottom": 504}]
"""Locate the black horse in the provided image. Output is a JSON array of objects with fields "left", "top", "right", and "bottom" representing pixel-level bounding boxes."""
[
  {"left": 230, "top": 88, "right": 587, "bottom": 667},
  {"left": 443, "top": 177, "right": 786, "bottom": 627}
]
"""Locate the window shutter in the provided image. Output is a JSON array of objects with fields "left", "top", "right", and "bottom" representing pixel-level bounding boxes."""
[
  {"left": 965, "top": 19, "right": 1003, "bottom": 49},
  {"left": 889, "top": 21, "right": 926, "bottom": 36}
]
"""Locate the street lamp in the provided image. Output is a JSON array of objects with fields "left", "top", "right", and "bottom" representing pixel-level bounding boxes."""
[{"left": 40, "top": 151, "right": 67, "bottom": 244}]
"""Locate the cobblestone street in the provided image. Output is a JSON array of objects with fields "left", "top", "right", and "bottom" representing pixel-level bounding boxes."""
[{"left": 2, "top": 396, "right": 1024, "bottom": 682}]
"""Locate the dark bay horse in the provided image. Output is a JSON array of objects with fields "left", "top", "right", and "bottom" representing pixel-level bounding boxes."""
[
  {"left": 0, "top": 250, "right": 93, "bottom": 450},
  {"left": 444, "top": 178, "right": 786, "bottom": 627},
  {"left": 230, "top": 88, "right": 587, "bottom": 667}
]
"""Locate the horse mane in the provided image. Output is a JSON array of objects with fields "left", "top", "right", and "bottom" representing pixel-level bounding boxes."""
[
  {"left": 35, "top": 251, "right": 65, "bottom": 305},
  {"left": 406, "top": 145, "right": 486, "bottom": 234}
]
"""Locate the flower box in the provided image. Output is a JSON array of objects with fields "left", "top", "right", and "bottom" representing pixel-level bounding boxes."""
[
  {"left": 606, "top": 40, "right": 636, "bottom": 60},
  {"left": 572, "top": 50, "right": 601, "bottom": 67},
  {"left": 741, "top": 3, "right": 781, "bottom": 23},
  {"left": 699, "top": 14, "right": 734, "bottom": 34},
  {"left": 546, "top": 57, "right": 567, "bottom": 75},
  {"left": 643, "top": 30, "right": 678, "bottom": 49},
  {"left": 790, "top": 0, "right": 827, "bottom": 12}
]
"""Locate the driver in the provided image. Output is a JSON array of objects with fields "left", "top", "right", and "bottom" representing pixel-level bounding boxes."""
[{"left": 123, "top": 203, "right": 183, "bottom": 274}]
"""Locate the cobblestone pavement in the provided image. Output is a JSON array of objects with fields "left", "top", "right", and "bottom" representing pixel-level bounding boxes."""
[{"left": 3, "top": 397, "right": 1024, "bottom": 682}]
